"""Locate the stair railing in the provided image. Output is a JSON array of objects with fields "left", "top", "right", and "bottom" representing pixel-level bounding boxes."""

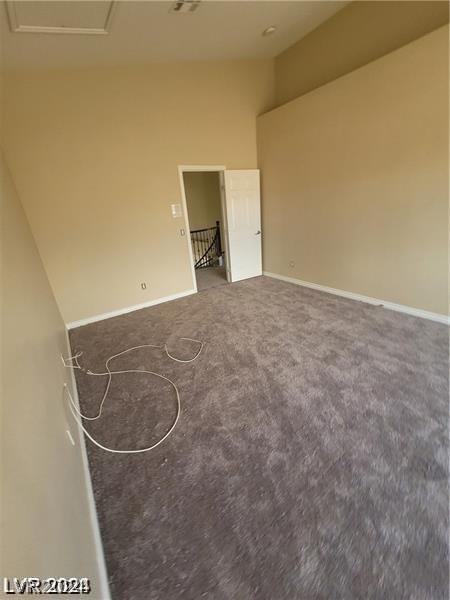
[{"left": 190, "top": 221, "right": 222, "bottom": 269}]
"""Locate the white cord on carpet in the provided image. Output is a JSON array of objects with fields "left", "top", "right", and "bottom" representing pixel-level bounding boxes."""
[
  {"left": 62, "top": 350, "right": 83, "bottom": 370},
  {"left": 63, "top": 338, "right": 203, "bottom": 454}
]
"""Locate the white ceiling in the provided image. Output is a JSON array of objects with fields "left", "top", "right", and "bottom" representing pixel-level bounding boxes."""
[{"left": 1, "top": 1, "right": 348, "bottom": 69}]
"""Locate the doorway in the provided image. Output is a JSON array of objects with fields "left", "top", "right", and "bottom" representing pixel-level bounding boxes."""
[
  {"left": 179, "top": 166, "right": 229, "bottom": 292},
  {"left": 178, "top": 165, "right": 262, "bottom": 293}
]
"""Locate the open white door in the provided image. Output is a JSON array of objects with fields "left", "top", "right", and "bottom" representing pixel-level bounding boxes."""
[{"left": 223, "top": 169, "right": 262, "bottom": 282}]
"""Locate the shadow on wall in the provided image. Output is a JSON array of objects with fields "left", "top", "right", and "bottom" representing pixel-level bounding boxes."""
[
  {"left": 1, "top": 155, "right": 107, "bottom": 596},
  {"left": 183, "top": 171, "right": 222, "bottom": 231}
]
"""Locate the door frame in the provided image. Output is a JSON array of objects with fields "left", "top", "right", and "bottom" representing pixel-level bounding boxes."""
[{"left": 178, "top": 164, "right": 229, "bottom": 293}]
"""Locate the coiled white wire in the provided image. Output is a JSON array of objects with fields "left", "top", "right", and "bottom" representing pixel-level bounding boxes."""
[{"left": 63, "top": 338, "right": 203, "bottom": 454}]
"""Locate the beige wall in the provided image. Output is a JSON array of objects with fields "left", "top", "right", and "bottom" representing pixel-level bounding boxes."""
[
  {"left": 3, "top": 60, "right": 274, "bottom": 324},
  {"left": 258, "top": 26, "right": 449, "bottom": 316},
  {"left": 1, "top": 155, "right": 106, "bottom": 596},
  {"left": 275, "top": 1, "right": 449, "bottom": 107},
  {"left": 184, "top": 171, "right": 221, "bottom": 232}
]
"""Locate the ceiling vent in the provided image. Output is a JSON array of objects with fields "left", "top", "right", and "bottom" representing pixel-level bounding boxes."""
[{"left": 169, "top": 1, "right": 201, "bottom": 14}]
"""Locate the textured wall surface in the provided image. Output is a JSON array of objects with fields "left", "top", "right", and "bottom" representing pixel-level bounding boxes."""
[
  {"left": 275, "top": 0, "right": 449, "bottom": 106},
  {"left": 184, "top": 171, "right": 222, "bottom": 231},
  {"left": 1, "top": 155, "right": 106, "bottom": 597},
  {"left": 4, "top": 60, "right": 274, "bottom": 323},
  {"left": 258, "top": 27, "right": 449, "bottom": 315}
]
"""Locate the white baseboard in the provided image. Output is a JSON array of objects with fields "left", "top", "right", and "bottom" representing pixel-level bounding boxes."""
[
  {"left": 64, "top": 330, "right": 111, "bottom": 600},
  {"left": 263, "top": 271, "right": 449, "bottom": 325},
  {"left": 67, "top": 289, "right": 196, "bottom": 329}
]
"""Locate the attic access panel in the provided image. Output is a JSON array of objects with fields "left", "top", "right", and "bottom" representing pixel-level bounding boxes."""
[{"left": 6, "top": 0, "right": 115, "bottom": 34}]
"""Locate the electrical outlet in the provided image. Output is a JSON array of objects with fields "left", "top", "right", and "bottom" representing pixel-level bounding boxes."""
[
  {"left": 289, "top": 261, "right": 295, "bottom": 268},
  {"left": 141, "top": 282, "right": 147, "bottom": 290}
]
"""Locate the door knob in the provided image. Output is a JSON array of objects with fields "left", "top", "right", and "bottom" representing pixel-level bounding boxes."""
[{"left": 255, "top": 230, "right": 261, "bottom": 235}]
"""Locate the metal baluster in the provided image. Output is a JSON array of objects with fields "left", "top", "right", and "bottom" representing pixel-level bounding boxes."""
[{"left": 203, "top": 230, "right": 206, "bottom": 267}]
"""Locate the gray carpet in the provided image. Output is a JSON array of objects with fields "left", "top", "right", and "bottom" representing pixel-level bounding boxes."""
[
  {"left": 69, "top": 276, "right": 449, "bottom": 600},
  {"left": 196, "top": 266, "right": 228, "bottom": 291}
]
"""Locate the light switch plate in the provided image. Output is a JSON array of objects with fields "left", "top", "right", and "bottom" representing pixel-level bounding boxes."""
[{"left": 171, "top": 203, "right": 182, "bottom": 218}]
